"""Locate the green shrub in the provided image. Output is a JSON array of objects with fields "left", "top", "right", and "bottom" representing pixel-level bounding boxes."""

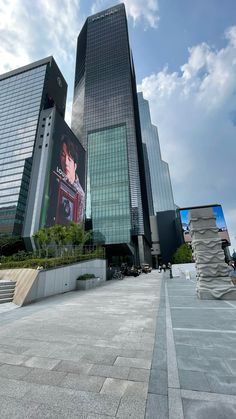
[
  {"left": 172, "top": 243, "right": 193, "bottom": 264},
  {"left": 77, "top": 273, "right": 95, "bottom": 280}
]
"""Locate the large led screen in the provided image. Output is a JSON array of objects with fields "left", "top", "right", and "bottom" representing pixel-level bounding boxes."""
[
  {"left": 179, "top": 205, "right": 230, "bottom": 245},
  {"left": 40, "top": 113, "right": 85, "bottom": 227}
]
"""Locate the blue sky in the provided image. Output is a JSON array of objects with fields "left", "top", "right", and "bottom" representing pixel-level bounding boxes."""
[{"left": 0, "top": 0, "right": 235, "bottom": 251}]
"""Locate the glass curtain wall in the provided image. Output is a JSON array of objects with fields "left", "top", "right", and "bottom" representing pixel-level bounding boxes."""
[
  {"left": 87, "top": 125, "right": 131, "bottom": 244},
  {"left": 0, "top": 65, "right": 46, "bottom": 234}
]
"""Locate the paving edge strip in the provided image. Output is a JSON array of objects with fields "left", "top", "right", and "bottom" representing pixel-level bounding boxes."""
[
  {"left": 165, "top": 282, "right": 184, "bottom": 419},
  {"left": 145, "top": 274, "right": 167, "bottom": 418}
]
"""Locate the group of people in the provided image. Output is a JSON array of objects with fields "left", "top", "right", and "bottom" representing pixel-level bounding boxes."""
[{"left": 158, "top": 262, "right": 172, "bottom": 273}]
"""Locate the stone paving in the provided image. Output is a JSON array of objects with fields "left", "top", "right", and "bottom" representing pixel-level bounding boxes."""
[
  {"left": 1, "top": 271, "right": 236, "bottom": 418},
  {"left": 145, "top": 273, "right": 236, "bottom": 419},
  {"left": 0, "top": 271, "right": 161, "bottom": 418}
]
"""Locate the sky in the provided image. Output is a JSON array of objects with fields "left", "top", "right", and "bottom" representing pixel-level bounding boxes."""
[{"left": 0, "top": 0, "right": 236, "bottom": 251}]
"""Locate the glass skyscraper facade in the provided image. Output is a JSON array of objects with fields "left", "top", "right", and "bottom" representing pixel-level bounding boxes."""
[
  {"left": 72, "top": 4, "right": 151, "bottom": 263},
  {"left": 138, "top": 92, "right": 175, "bottom": 213},
  {"left": 0, "top": 57, "right": 67, "bottom": 235}
]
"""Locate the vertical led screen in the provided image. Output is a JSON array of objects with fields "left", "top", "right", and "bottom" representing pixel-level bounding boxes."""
[
  {"left": 40, "top": 114, "right": 85, "bottom": 227},
  {"left": 179, "top": 205, "right": 230, "bottom": 245}
]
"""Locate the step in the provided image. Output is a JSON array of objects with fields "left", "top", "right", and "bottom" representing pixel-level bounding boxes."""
[
  {"left": 0, "top": 291, "right": 14, "bottom": 298},
  {"left": 0, "top": 284, "right": 16, "bottom": 290},
  {"left": 0, "top": 297, "right": 13, "bottom": 304},
  {"left": 0, "top": 281, "right": 16, "bottom": 288},
  {"left": 0, "top": 289, "right": 15, "bottom": 296},
  {"left": 0, "top": 281, "right": 16, "bottom": 286}
]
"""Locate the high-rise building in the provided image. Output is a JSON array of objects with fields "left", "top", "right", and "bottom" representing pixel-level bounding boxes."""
[
  {"left": 0, "top": 57, "right": 67, "bottom": 236},
  {"left": 72, "top": 4, "right": 151, "bottom": 264},
  {"left": 138, "top": 92, "right": 175, "bottom": 212}
]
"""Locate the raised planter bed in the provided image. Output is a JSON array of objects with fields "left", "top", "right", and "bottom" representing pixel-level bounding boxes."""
[{"left": 76, "top": 277, "right": 105, "bottom": 290}]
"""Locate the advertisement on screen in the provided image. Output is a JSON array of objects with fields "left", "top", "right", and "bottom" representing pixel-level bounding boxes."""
[
  {"left": 179, "top": 205, "right": 230, "bottom": 245},
  {"left": 40, "top": 114, "right": 85, "bottom": 227}
]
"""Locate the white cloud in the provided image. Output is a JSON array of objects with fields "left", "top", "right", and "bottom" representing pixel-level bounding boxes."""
[
  {"left": 139, "top": 26, "right": 236, "bottom": 250},
  {"left": 0, "top": 0, "right": 83, "bottom": 113},
  {"left": 91, "top": 0, "right": 159, "bottom": 28}
]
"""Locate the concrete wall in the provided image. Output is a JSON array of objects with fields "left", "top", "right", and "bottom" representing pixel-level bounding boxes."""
[
  {"left": 0, "top": 259, "right": 106, "bottom": 306},
  {"left": 25, "top": 258, "right": 106, "bottom": 305}
]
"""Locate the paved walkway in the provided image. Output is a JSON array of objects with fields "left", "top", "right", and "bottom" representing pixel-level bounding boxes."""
[
  {"left": 146, "top": 273, "right": 236, "bottom": 419},
  {"left": 1, "top": 271, "right": 236, "bottom": 418},
  {"left": 0, "top": 271, "right": 161, "bottom": 418}
]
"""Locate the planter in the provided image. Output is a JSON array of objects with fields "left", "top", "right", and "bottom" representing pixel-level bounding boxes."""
[{"left": 76, "top": 277, "right": 104, "bottom": 290}]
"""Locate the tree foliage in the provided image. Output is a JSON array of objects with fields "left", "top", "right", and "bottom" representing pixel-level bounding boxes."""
[
  {"left": 172, "top": 243, "right": 193, "bottom": 264},
  {"left": 33, "top": 223, "right": 92, "bottom": 256}
]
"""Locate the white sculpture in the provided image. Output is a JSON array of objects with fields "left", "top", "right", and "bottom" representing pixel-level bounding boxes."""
[{"left": 188, "top": 207, "right": 236, "bottom": 299}]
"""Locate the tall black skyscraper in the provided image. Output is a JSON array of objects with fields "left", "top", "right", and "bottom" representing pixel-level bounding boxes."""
[
  {"left": 72, "top": 3, "right": 151, "bottom": 264},
  {"left": 138, "top": 92, "right": 175, "bottom": 212},
  {"left": 0, "top": 57, "right": 67, "bottom": 236}
]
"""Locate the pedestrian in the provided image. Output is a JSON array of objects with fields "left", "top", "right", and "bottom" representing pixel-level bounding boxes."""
[{"left": 167, "top": 262, "right": 173, "bottom": 278}]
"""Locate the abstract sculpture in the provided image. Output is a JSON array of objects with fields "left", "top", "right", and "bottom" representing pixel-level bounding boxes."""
[{"left": 188, "top": 207, "right": 236, "bottom": 299}]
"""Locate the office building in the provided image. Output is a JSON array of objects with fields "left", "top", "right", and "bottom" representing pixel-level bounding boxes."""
[
  {"left": 23, "top": 107, "right": 85, "bottom": 242},
  {"left": 138, "top": 92, "right": 175, "bottom": 213},
  {"left": 72, "top": 4, "right": 151, "bottom": 264},
  {"left": 0, "top": 57, "right": 67, "bottom": 236}
]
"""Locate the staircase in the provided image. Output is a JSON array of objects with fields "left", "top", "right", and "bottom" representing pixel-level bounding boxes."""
[{"left": 0, "top": 281, "right": 16, "bottom": 304}]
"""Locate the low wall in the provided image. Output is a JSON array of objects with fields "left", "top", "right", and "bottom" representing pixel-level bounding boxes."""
[
  {"left": 25, "top": 258, "right": 107, "bottom": 305},
  {"left": 0, "top": 259, "right": 106, "bottom": 306}
]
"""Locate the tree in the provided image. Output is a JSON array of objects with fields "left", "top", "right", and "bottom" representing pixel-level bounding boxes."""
[
  {"left": 48, "top": 225, "right": 67, "bottom": 256},
  {"left": 33, "top": 223, "right": 92, "bottom": 258},
  {"left": 33, "top": 227, "right": 51, "bottom": 257},
  {"left": 172, "top": 243, "right": 193, "bottom": 264}
]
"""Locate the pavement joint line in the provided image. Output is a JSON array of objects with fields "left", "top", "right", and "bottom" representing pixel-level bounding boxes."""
[
  {"left": 173, "top": 327, "right": 236, "bottom": 333},
  {"left": 171, "top": 307, "right": 236, "bottom": 310},
  {"left": 181, "top": 389, "right": 236, "bottom": 403},
  {"left": 168, "top": 295, "right": 195, "bottom": 297},
  {"left": 224, "top": 301, "right": 236, "bottom": 308},
  {"left": 165, "top": 281, "right": 184, "bottom": 419}
]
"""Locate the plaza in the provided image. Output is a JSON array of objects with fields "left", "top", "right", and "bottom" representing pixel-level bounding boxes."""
[{"left": 1, "top": 271, "right": 236, "bottom": 418}]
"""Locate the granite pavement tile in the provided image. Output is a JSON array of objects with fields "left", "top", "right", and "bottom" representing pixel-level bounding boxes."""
[
  {"left": 0, "top": 364, "right": 31, "bottom": 380},
  {"left": 60, "top": 373, "right": 105, "bottom": 392},
  {"left": 0, "top": 352, "right": 28, "bottom": 366},
  {"left": 128, "top": 367, "right": 150, "bottom": 382},
  {"left": 148, "top": 367, "right": 167, "bottom": 396},
  {"left": 81, "top": 352, "right": 117, "bottom": 365},
  {"left": 177, "top": 355, "right": 231, "bottom": 375},
  {"left": 206, "top": 373, "right": 236, "bottom": 395},
  {"left": 53, "top": 360, "right": 93, "bottom": 374},
  {"left": 179, "top": 369, "right": 211, "bottom": 392},
  {"left": 87, "top": 415, "right": 115, "bottom": 419},
  {"left": 182, "top": 398, "right": 236, "bottom": 419},
  {"left": 89, "top": 364, "right": 130, "bottom": 380},
  {"left": 100, "top": 378, "right": 129, "bottom": 397},
  {"left": 145, "top": 393, "right": 168, "bottom": 419},
  {"left": 23, "top": 356, "right": 61, "bottom": 370},
  {"left": 22, "top": 383, "right": 121, "bottom": 416},
  {"left": 116, "top": 395, "right": 147, "bottom": 419},
  {"left": 0, "top": 395, "right": 40, "bottom": 419},
  {"left": 21, "top": 368, "right": 66, "bottom": 386},
  {"left": 0, "top": 344, "right": 28, "bottom": 355},
  {"left": 114, "top": 356, "right": 151, "bottom": 369},
  {"left": 101, "top": 378, "right": 148, "bottom": 398},
  {"left": 0, "top": 376, "right": 32, "bottom": 399}
]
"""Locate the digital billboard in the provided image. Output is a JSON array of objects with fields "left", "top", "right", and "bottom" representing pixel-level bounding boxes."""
[
  {"left": 179, "top": 205, "right": 230, "bottom": 245},
  {"left": 40, "top": 113, "right": 85, "bottom": 227}
]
